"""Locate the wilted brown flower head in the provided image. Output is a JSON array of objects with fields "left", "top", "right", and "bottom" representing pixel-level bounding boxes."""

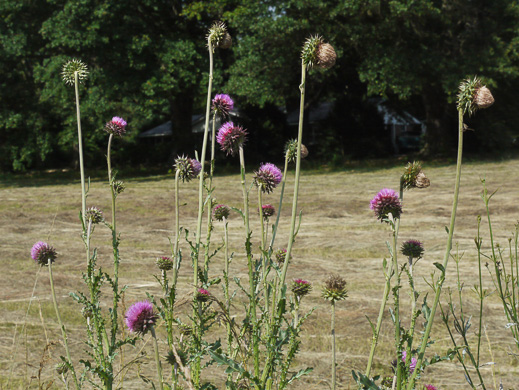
[{"left": 322, "top": 274, "right": 348, "bottom": 302}]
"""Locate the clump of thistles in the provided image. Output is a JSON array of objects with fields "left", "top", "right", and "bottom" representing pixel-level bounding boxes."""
[
  {"left": 31, "top": 241, "right": 57, "bottom": 266},
  {"left": 275, "top": 248, "right": 287, "bottom": 265},
  {"left": 291, "top": 279, "right": 312, "bottom": 298},
  {"left": 301, "top": 35, "right": 337, "bottom": 69},
  {"left": 156, "top": 256, "right": 174, "bottom": 271},
  {"left": 370, "top": 188, "right": 402, "bottom": 222},
  {"left": 401, "top": 161, "right": 430, "bottom": 190},
  {"left": 208, "top": 21, "right": 232, "bottom": 49},
  {"left": 104, "top": 116, "right": 127, "bottom": 136},
  {"left": 216, "top": 122, "right": 247, "bottom": 156},
  {"left": 195, "top": 288, "right": 211, "bottom": 303},
  {"left": 254, "top": 163, "right": 283, "bottom": 194},
  {"left": 85, "top": 206, "right": 104, "bottom": 224},
  {"left": 62, "top": 59, "right": 88, "bottom": 85},
  {"left": 322, "top": 274, "right": 348, "bottom": 302},
  {"left": 457, "top": 76, "right": 494, "bottom": 116},
  {"left": 285, "top": 139, "right": 309, "bottom": 163},
  {"left": 212, "top": 94, "right": 234, "bottom": 117},
  {"left": 261, "top": 204, "right": 276, "bottom": 220},
  {"left": 401, "top": 240, "right": 424, "bottom": 259},
  {"left": 125, "top": 300, "right": 157, "bottom": 335},
  {"left": 174, "top": 156, "right": 202, "bottom": 182},
  {"left": 213, "top": 204, "right": 230, "bottom": 221}
]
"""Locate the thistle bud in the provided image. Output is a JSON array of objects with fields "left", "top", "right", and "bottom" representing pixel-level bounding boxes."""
[
  {"left": 85, "top": 206, "right": 104, "bottom": 224},
  {"left": 401, "top": 240, "right": 424, "bottom": 259},
  {"left": 174, "top": 156, "right": 202, "bottom": 182},
  {"left": 275, "top": 248, "right": 287, "bottom": 265},
  {"left": 301, "top": 35, "right": 336, "bottom": 70},
  {"left": 212, "top": 204, "right": 230, "bottom": 221},
  {"left": 195, "top": 288, "right": 211, "bottom": 303},
  {"left": 322, "top": 274, "right": 348, "bottom": 302},
  {"left": 62, "top": 59, "right": 88, "bottom": 86},
  {"left": 208, "top": 21, "right": 232, "bottom": 49},
  {"left": 156, "top": 256, "right": 174, "bottom": 271},
  {"left": 291, "top": 279, "right": 312, "bottom": 298}
]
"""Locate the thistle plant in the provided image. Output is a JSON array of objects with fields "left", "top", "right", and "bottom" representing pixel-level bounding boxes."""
[{"left": 322, "top": 274, "right": 348, "bottom": 390}]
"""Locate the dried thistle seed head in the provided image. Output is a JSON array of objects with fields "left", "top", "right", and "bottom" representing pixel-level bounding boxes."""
[
  {"left": 285, "top": 139, "right": 308, "bottom": 162},
  {"left": 291, "top": 279, "right": 312, "bottom": 298},
  {"left": 457, "top": 76, "right": 494, "bottom": 116},
  {"left": 316, "top": 42, "right": 337, "bottom": 69},
  {"left": 212, "top": 204, "right": 230, "bottom": 221},
  {"left": 156, "top": 256, "right": 173, "bottom": 271},
  {"left": 208, "top": 21, "right": 232, "bottom": 49},
  {"left": 174, "top": 156, "right": 202, "bottom": 182},
  {"left": 300, "top": 144, "right": 309, "bottom": 159},
  {"left": 401, "top": 161, "right": 430, "bottom": 190},
  {"left": 85, "top": 206, "right": 104, "bottom": 224},
  {"left": 322, "top": 274, "right": 348, "bottom": 302},
  {"left": 31, "top": 241, "right": 57, "bottom": 266},
  {"left": 62, "top": 59, "right": 88, "bottom": 86},
  {"left": 401, "top": 239, "right": 424, "bottom": 259}
]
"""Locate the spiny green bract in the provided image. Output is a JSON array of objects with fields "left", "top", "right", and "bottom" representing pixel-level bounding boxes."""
[{"left": 62, "top": 59, "right": 88, "bottom": 86}]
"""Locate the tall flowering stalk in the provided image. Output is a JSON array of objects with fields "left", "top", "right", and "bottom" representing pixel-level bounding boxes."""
[{"left": 407, "top": 77, "right": 494, "bottom": 389}]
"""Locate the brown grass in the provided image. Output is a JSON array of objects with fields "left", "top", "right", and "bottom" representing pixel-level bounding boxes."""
[{"left": 1, "top": 159, "right": 519, "bottom": 389}]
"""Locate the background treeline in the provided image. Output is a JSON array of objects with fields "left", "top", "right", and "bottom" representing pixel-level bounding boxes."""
[{"left": 2, "top": 0, "right": 519, "bottom": 172}]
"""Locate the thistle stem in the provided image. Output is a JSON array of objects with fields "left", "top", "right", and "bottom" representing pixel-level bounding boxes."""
[
  {"left": 48, "top": 261, "right": 79, "bottom": 389},
  {"left": 74, "top": 71, "right": 86, "bottom": 226},
  {"left": 173, "top": 170, "right": 180, "bottom": 258},
  {"left": 331, "top": 301, "right": 336, "bottom": 390},
  {"left": 204, "top": 112, "right": 218, "bottom": 274},
  {"left": 407, "top": 108, "right": 465, "bottom": 389},
  {"left": 151, "top": 327, "right": 164, "bottom": 390},
  {"left": 268, "top": 154, "right": 290, "bottom": 254}
]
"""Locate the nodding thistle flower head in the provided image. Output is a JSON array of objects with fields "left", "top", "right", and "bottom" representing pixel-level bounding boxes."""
[
  {"left": 62, "top": 59, "right": 88, "bottom": 85},
  {"left": 195, "top": 288, "right": 211, "bottom": 303},
  {"left": 291, "top": 279, "right": 312, "bottom": 298},
  {"left": 275, "top": 248, "right": 287, "bottom": 265},
  {"left": 254, "top": 163, "right": 283, "bottom": 194},
  {"left": 260, "top": 204, "right": 276, "bottom": 220},
  {"left": 212, "top": 94, "right": 234, "bottom": 117},
  {"left": 322, "top": 274, "right": 348, "bottom": 302},
  {"left": 31, "top": 241, "right": 57, "bottom": 266},
  {"left": 370, "top": 188, "right": 402, "bottom": 222},
  {"left": 113, "top": 180, "right": 125, "bottom": 195},
  {"left": 208, "top": 21, "right": 232, "bottom": 49},
  {"left": 401, "top": 239, "right": 424, "bottom": 259},
  {"left": 104, "top": 116, "right": 127, "bottom": 136},
  {"left": 216, "top": 122, "right": 247, "bottom": 156},
  {"left": 285, "top": 139, "right": 309, "bottom": 163},
  {"left": 301, "top": 35, "right": 337, "bottom": 69},
  {"left": 156, "top": 256, "right": 173, "bottom": 271},
  {"left": 85, "top": 206, "right": 104, "bottom": 224},
  {"left": 125, "top": 300, "right": 157, "bottom": 335},
  {"left": 457, "top": 76, "right": 494, "bottom": 116},
  {"left": 212, "top": 204, "right": 230, "bottom": 221},
  {"left": 401, "top": 161, "right": 430, "bottom": 190},
  {"left": 174, "top": 156, "right": 202, "bottom": 182}
]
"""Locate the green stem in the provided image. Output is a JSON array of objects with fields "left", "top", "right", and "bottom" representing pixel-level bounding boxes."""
[
  {"left": 204, "top": 112, "right": 217, "bottom": 275},
  {"left": 74, "top": 71, "right": 86, "bottom": 226},
  {"left": 392, "top": 227, "right": 402, "bottom": 390},
  {"left": 268, "top": 154, "right": 290, "bottom": 254},
  {"left": 151, "top": 327, "right": 164, "bottom": 390},
  {"left": 49, "top": 261, "right": 79, "bottom": 390},
  {"left": 259, "top": 187, "right": 270, "bottom": 322},
  {"left": 331, "top": 301, "right": 336, "bottom": 390},
  {"left": 223, "top": 217, "right": 232, "bottom": 358},
  {"left": 173, "top": 170, "right": 180, "bottom": 258},
  {"left": 407, "top": 108, "right": 465, "bottom": 389}
]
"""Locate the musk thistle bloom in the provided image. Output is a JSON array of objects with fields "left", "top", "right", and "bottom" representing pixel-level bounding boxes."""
[
  {"left": 62, "top": 59, "right": 88, "bottom": 85},
  {"left": 104, "top": 116, "right": 127, "bottom": 136},
  {"left": 85, "top": 206, "right": 104, "bottom": 224},
  {"left": 285, "top": 139, "right": 309, "bottom": 163},
  {"left": 401, "top": 240, "right": 424, "bottom": 259},
  {"left": 195, "top": 288, "right": 211, "bottom": 302},
  {"left": 254, "top": 163, "right": 283, "bottom": 193},
  {"left": 216, "top": 122, "right": 247, "bottom": 156},
  {"left": 125, "top": 300, "right": 157, "bottom": 335},
  {"left": 156, "top": 256, "right": 174, "bottom": 271},
  {"left": 208, "top": 21, "right": 232, "bottom": 49},
  {"left": 213, "top": 204, "right": 230, "bottom": 221},
  {"left": 401, "top": 161, "right": 430, "bottom": 190},
  {"left": 292, "top": 279, "right": 312, "bottom": 298},
  {"left": 322, "top": 274, "right": 348, "bottom": 302},
  {"left": 370, "top": 188, "right": 402, "bottom": 222},
  {"left": 457, "top": 76, "right": 494, "bottom": 116},
  {"left": 301, "top": 35, "right": 337, "bottom": 69},
  {"left": 260, "top": 204, "right": 276, "bottom": 220},
  {"left": 424, "top": 385, "right": 438, "bottom": 390},
  {"left": 212, "top": 94, "right": 234, "bottom": 117},
  {"left": 174, "top": 156, "right": 202, "bottom": 182},
  {"left": 31, "top": 241, "right": 57, "bottom": 266}
]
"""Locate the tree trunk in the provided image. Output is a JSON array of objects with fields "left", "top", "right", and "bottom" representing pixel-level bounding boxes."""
[{"left": 421, "top": 88, "right": 455, "bottom": 157}]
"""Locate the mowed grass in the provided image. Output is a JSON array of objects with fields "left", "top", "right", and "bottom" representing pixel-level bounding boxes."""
[{"left": 1, "top": 159, "right": 519, "bottom": 389}]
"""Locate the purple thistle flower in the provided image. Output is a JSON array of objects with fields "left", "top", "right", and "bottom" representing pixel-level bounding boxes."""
[
  {"left": 254, "top": 163, "right": 283, "bottom": 194},
  {"left": 401, "top": 239, "right": 424, "bottom": 259},
  {"left": 216, "top": 122, "right": 247, "bottom": 156},
  {"left": 261, "top": 204, "right": 276, "bottom": 220},
  {"left": 174, "top": 156, "right": 201, "bottom": 182},
  {"left": 370, "top": 188, "right": 402, "bottom": 222},
  {"left": 104, "top": 116, "right": 127, "bottom": 136},
  {"left": 156, "top": 256, "right": 174, "bottom": 271},
  {"left": 196, "top": 288, "right": 211, "bottom": 302},
  {"left": 213, "top": 204, "right": 230, "bottom": 221},
  {"left": 401, "top": 351, "right": 418, "bottom": 374},
  {"left": 212, "top": 94, "right": 234, "bottom": 117},
  {"left": 291, "top": 279, "right": 312, "bottom": 297},
  {"left": 424, "top": 385, "right": 438, "bottom": 390},
  {"left": 31, "top": 241, "right": 57, "bottom": 266},
  {"left": 125, "top": 300, "right": 157, "bottom": 335}
]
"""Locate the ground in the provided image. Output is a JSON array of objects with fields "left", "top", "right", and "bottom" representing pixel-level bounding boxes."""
[{"left": 1, "top": 158, "right": 519, "bottom": 389}]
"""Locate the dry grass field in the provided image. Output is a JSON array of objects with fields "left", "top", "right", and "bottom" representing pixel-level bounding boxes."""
[{"left": 1, "top": 158, "right": 519, "bottom": 389}]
